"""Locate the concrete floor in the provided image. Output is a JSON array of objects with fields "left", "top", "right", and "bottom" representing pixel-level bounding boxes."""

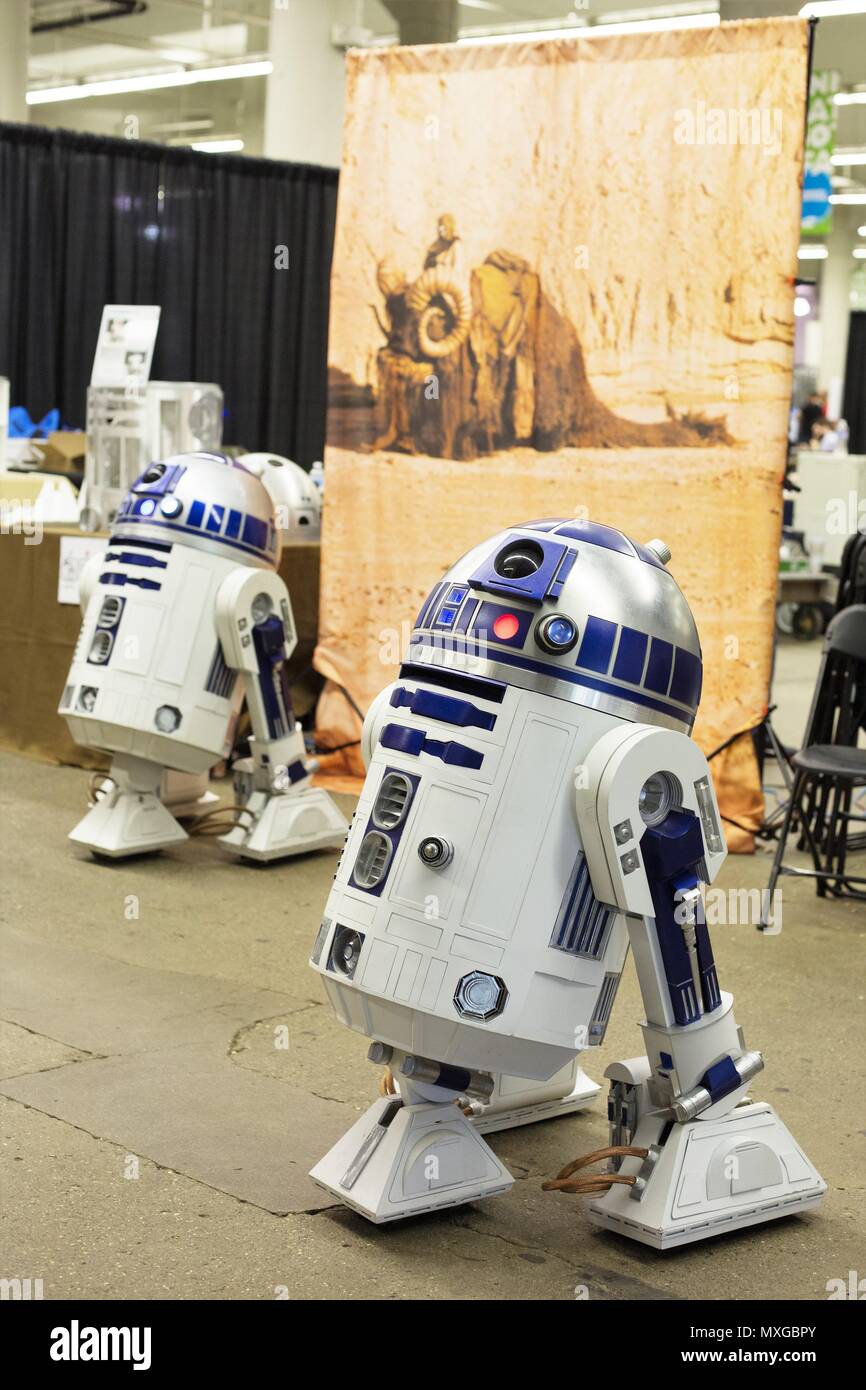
[{"left": 1, "top": 642, "right": 864, "bottom": 1301}]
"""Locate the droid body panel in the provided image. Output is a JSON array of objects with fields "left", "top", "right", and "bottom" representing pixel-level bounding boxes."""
[
  {"left": 238, "top": 453, "right": 322, "bottom": 540},
  {"left": 310, "top": 520, "right": 825, "bottom": 1239},
  {"left": 60, "top": 452, "right": 347, "bottom": 861}
]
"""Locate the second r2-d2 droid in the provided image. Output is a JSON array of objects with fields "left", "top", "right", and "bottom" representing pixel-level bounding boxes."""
[
  {"left": 309, "top": 519, "right": 825, "bottom": 1247},
  {"left": 60, "top": 451, "right": 347, "bottom": 862}
]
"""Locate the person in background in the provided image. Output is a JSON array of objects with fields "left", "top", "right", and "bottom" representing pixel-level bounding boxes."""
[
  {"left": 810, "top": 418, "right": 841, "bottom": 452},
  {"left": 798, "top": 390, "right": 825, "bottom": 444}
]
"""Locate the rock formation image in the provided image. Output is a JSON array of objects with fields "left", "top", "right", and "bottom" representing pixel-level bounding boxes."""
[{"left": 329, "top": 224, "right": 733, "bottom": 461}]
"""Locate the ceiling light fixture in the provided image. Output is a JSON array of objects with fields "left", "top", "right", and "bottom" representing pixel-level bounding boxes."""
[
  {"left": 798, "top": 245, "right": 829, "bottom": 259},
  {"left": 458, "top": 10, "right": 719, "bottom": 44},
  {"left": 27, "top": 59, "right": 272, "bottom": 106},
  {"left": 190, "top": 138, "right": 245, "bottom": 154},
  {"left": 830, "top": 192, "right": 866, "bottom": 204},
  {"left": 831, "top": 151, "right": 866, "bottom": 165},
  {"left": 800, "top": 1, "right": 866, "bottom": 16}
]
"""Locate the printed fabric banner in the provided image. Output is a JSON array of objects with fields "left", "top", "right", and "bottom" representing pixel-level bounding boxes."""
[{"left": 315, "top": 16, "right": 810, "bottom": 849}]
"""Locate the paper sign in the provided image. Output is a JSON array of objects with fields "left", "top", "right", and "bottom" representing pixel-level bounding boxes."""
[
  {"left": 91, "top": 305, "right": 161, "bottom": 389},
  {"left": 58, "top": 535, "right": 106, "bottom": 605}
]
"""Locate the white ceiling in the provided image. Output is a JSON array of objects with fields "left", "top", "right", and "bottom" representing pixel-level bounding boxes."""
[{"left": 23, "top": 0, "right": 866, "bottom": 161}]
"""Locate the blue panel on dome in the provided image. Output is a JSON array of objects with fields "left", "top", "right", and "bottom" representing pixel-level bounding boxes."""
[
  {"left": 471, "top": 600, "right": 533, "bottom": 649},
  {"left": 613, "top": 627, "right": 648, "bottom": 685},
  {"left": 554, "top": 521, "right": 635, "bottom": 557},
  {"left": 469, "top": 534, "right": 569, "bottom": 604},
  {"left": 242, "top": 514, "right": 268, "bottom": 551},
  {"left": 576, "top": 616, "right": 617, "bottom": 674},
  {"left": 645, "top": 638, "right": 673, "bottom": 694},
  {"left": 669, "top": 648, "right": 703, "bottom": 707}
]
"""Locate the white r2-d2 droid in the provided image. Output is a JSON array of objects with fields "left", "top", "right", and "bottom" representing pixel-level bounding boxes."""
[
  {"left": 60, "top": 451, "right": 347, "bottom": 862},
  {"left": 238, "top": 454, "right": 321, "bottom": 540},
  {"left": 309, "top": 519, "right": 825, "bottom": 1247}
]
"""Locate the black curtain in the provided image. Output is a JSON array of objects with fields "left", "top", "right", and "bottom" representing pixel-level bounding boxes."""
[
  {"left": 842, "top": 311, "right": 866, "bottom": 456},
  {"left": 0, "top": 122, "right": 338, "bottom": 466}
]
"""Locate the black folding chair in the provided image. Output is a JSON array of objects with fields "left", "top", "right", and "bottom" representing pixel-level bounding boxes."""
[{"left": 759, "top": 604, "right": 866, "bottom": 929}]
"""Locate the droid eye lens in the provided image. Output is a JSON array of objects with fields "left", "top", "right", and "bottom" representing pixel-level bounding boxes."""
[
  {"left": 536, "top": 614, "right": 578, "bottom": 654},
  {"left": 142, "top": 463, "right": 166, "bottom": 484},
  {"left": 494, "top": 540, "right": 544, "bottom": 580}
]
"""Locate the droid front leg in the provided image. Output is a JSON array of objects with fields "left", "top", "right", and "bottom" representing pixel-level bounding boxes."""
[
  {"left": 214, "top": 569, "right": 348, "bottom": 861},
  {"left": 68, "top": 753, "right": 188, "bottom": 859},
  {"left": 564, "top": 723, "right": 826, "bottom": 1249},
  {"left": 310, "top": 1044, "right": 513, "bottom": 1222}
]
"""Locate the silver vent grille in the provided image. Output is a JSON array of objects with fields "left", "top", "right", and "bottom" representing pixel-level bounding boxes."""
[
  {"left": 353, "top": 831, "right": 392, "bottom": 889},
  {"left": 372, "top": 772, "right": 412, "bottom": 830},
  {"left": 98, "top": 595, "right": 123, "bottom": 627},
  {"left": 60, "top": 684, "right": 75, "bottom": 710},
  {"left": 550, "top": 853, "right": 614, "bottom": 959},
  {"left": 589, "top": 972, "right": 621, "bottom": 1044},
  {"left": 88, "top": 630, "right": 113, "bottom": 664}
]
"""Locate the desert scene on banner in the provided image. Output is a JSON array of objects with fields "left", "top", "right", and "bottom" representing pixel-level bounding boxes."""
[
  {"left": 316, "top": 22, "right": 810, "bottom": 842},
  {"left": 328, "top": 212, "right": 735, "bottom": 461}
]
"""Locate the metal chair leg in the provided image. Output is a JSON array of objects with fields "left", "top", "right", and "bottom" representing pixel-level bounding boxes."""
[{"left": 759, "top": 769, "right": 803, "bottom": 931}]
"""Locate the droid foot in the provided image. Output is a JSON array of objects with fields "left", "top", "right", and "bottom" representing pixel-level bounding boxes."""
[
  {"left": 470, "top": 1060, "right": 600, "bottom": 1134},
  {"left": 309, "top": 1095, "right": 513, "bottom": 1223},
  {"left": 218, "top": 788, "right": 349, "bottom": 862},
  {"left": 69, "top": 790, "right": 188, "bottom": 858},
  {"left": 586, "top": 1102, "right": 826, "bottom": 1250}
]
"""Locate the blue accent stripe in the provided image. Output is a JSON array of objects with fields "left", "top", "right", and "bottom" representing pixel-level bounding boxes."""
[
  {"left": 112, "top": 515, "right": 273, "bottom": 562},
  {"left": 380, "top": 722, "right": 484, "bottom": 770},
  {"left": 188, "top": 500, "right": 205, "bottom": 528},
  {"left": 415, "top": 583, "right": 444, "bottom": 630},
  {"left": 99, "top": 572, "right": 161, "bottom": 591},
  {"left": 554, "top": 521, "right": 636, "bottom": 557},
  {"left": 645, "top": 638, "right": 673, "bottom": 695},
  {"left": 576, "top": 615, "right": 617, "bottom": 674},
  {"left": 613, "top": 626, "right": 648, "bottom": 684},
  {"left": 226, "top": 509, "right": 242, "bottom": 539},
  {"left": 454, "top": 598, "right": 479, "bottom": 633},
  {"left": 407, "top": 636, "right": 693, "bottom": 724},
  {"left": 390, "top": 685, "right": 496, "bottom": 731},
  {"left": 103, "top": 551, "right": 167, "bottom": 569},
  {"left": 206, "top": 504, "right": 225, "bottom": 534}
]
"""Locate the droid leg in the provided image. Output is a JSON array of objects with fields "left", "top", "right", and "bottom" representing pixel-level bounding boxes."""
[
  {"left": 585, "top": 821, "right": 826, "bottom": 1249},
  {"left": 214, "top": 568, "right": 349, "bottom": 862},
  {"left": 309, "top": 1047, "right": 513, "bottom": 1222},
  {"left": 218, "top": 732, "right": 349, "bottom": 862},
  {"left": 466, "top": 1059, "right": 600, "bottom": 1135},
  {"left": 69, "top": 754, "right": 188, "bottom": 859}
]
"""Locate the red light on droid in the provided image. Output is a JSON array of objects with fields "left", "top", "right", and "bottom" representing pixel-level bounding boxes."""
[{"left": 493, "top": 612, "right": 520, "bottom": 640}]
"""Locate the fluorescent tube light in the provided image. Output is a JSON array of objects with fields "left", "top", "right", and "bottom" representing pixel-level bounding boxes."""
[
  {"left": 458, "top": 12, "right": 719, "bottom": 44},
  {"left": 27, "top": 59, "right": 272, "bottom": 106},
  {"left": 190, "top": 139, "right": 245, "bottom": 153}
]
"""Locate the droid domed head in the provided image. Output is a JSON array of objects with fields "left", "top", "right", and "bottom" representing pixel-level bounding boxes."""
[
  {"left": 237, "top": 453, "right": 321, "bottom": 539},
  {"left": 407, "top": 519, "right": 702, "bottom": 732},
  {"left": 112, "top": 452, "right": 281, "bottom": 569}
]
